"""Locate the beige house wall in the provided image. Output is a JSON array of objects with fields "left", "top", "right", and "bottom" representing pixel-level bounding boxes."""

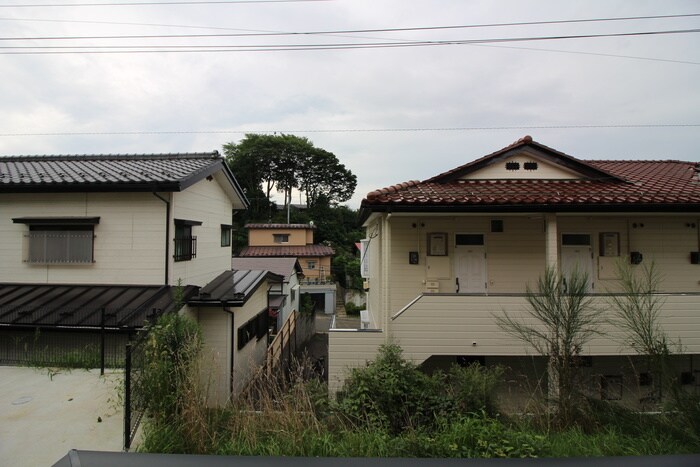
[
  {"left": 195, "top": 306, "right": 232, "bottom": 407},
  {"left": 389, "top": 293, "right": 700, "bottom": 364},
  {"left": 231, "top": 281, "right": 269, "bottom": 396},
  {"left": 461, "top": 150, "right": 581, "bottom": 180},
  {"left": 299, "top": 255, "right": 332, "bottom": 279},
  {"left": 328, "top": 329, "right": 385, "bottom": 395},
  {"left": 171, "top": 177, "right": 235, "bottom": 287},
  {"left": 0, "top": 192, "right": 166, "bottom": 284},
  {"left": 368, "top": 214, "right": 700, "bottom": 321},
  {"left": 248, "top": 228, "right": 308, "bottom": 247},
  {"left": 192, "top": 279, "right": 273, "bottom": 407}
]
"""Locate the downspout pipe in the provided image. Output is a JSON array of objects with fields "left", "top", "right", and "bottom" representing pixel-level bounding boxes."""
[
  {"left": 152, "top": 193, "right": 171, "bottom": 286},
  {"left": 222, "top": 303, "right": 235, "bottom": 397}
]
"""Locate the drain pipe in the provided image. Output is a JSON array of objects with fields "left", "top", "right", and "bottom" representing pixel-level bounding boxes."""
[
  {"left": 223, "top": 303, "right": 235, "bottom": 396},
  {"left": 152, "top": 193, "right": 171, "bottom": 285}
]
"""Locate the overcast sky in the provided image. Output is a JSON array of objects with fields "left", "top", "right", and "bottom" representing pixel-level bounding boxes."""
[{"left": 1, "top": 0, "right": 698, "bottom": 208}]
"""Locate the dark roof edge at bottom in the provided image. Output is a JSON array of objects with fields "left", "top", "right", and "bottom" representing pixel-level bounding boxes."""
[
  {"left": 0, "top": 181, "right": 184, "bottom": 194},
  {"left": 362, "top": 203, "right": 700, "bottom": 215}
]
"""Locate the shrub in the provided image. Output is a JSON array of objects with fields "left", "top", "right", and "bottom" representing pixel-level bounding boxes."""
[
  {"left": 335, "top": 343, "right": 502, "bottom": 434},
  {"left": 344, "top": 302, "right": 365, "bottom": 316},
  {"left": 447, "top": 362, "right": 504, "bottom": 415},
  {"left": 137, "top": 312, "right": 202, "bottom": 422}
]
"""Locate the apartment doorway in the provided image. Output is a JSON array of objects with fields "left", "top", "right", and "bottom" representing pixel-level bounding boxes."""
[
  {"left": 561, "top": 233, "right": 594, "bottom": 291},
  {"left": 454, "top": 233, "right": 487, "bottom": 293}
]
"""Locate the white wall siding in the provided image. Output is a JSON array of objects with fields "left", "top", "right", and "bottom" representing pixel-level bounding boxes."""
[
  {"left": 231, "top": 282, "right": 269, "bottom": 395},
  {"left": 171, "top": 177, "right": 234, "bottom": 287},
  {"left": 0, "top": 193, "right": 166, "bottom": 285},
  {"left": 196, "top": 307, "right": 232, "bottom": 407},
  {"left": 389, "top": 293, "right": 700, "bottom": 364}
]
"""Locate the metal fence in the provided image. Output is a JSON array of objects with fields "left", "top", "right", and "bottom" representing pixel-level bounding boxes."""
[
  {"left": 123, "top": 328, "right": 149, "bottom": 451},
  {"left": 0, "top": 327, "right": 132, "bottom": 369}
]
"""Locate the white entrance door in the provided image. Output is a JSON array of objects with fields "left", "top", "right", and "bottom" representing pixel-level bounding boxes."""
[
  {"left": 454, "top": 234, "right": 487, "bottom": 293},
  {"left": 560, "top": 234, "right": 594, "bottom": 291}
]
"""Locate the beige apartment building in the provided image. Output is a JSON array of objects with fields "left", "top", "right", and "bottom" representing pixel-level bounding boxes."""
[{"left": 329, "top": 136, "right": 700, "bottom": 409}]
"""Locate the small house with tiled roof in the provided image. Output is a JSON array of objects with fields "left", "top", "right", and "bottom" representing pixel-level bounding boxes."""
[
  {"left": 239, "top": 223, "right": 336, "bottom": 313},
  {"left": 329, "top": 136, "right": 700, "bottom": 408}
]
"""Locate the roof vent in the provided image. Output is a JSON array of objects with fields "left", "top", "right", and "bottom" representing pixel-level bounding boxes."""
[
  {"left": 524, "top": 161, "right": 538, "bottom": 170},
  {"left": 505, "top": 162, "right": 520, "bottom": 171}
]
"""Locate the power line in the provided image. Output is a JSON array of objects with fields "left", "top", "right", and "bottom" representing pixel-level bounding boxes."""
[
  {"left": 0, "top": 12, "right": 697, "bottom": 41},
  {"left": 473, "top": 43, "right": 700, "bottom": 66},
  {"left": 2, "top": 124, "right": 698, "bottom": 137},
  {"left": 3, "top": 14, "right": 700, "bottom": 41},
  {"left": 0, "top": 0, "right": 328, "bottom": 7},
  {"left": 0, "top": 28, "right": 698, "bottom": 55}
]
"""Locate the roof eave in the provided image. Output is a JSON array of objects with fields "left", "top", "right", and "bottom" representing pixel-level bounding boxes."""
[
  {"left": 360, "top": 202, "right": 700, "bottom": 214},
  {"left": 0, "top": 181, "right": 183, "bottom": 193}
]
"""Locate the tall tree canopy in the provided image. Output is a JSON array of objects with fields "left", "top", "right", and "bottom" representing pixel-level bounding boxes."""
[{"left": 223, "top": 134, "right": 357, "bottom": 218}]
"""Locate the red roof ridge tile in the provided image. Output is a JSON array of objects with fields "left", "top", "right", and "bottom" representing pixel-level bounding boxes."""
[{"left": 366, "top": 180, "right": 421, "bottom": 201}]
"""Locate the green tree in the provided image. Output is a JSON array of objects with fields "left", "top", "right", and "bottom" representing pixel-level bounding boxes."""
[
  {"left": 223, "top": 133, "right": 356, "bottom": 216},
  {"left": 496, "top": 267, "right": 602, "bottom": 427},
  {"left": 608, "top": 261, "right": 670, "bottom": 400}
]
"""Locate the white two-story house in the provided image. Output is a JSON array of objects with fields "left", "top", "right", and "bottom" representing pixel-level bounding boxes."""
[
  {"left": 0, "top": 153, "right": 284, "bottom": 401},
  {"left": 329, "top": 136, "right": 700, "bottom": 407}
]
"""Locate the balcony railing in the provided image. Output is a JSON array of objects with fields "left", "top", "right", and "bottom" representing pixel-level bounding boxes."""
[
  {"left": 388, "top": 292, "right": 700, "bottom": 361},
  {"left": 174, "top": 236, "right": 197, "bottom": 262}
]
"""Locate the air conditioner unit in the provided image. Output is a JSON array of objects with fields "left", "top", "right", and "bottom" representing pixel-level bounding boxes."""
[{"left": 360, "top": 310, "right": 370, "bottom": 329}]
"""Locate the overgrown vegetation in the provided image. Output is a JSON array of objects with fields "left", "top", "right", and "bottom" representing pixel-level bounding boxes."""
[
  {"left": 608, "top": 261, "right": 700, "bottom": 443},
  {"left": 496, "top": 267, "right": 603, "bottom": 428},
  {"left": 343, "top": 302, "right": 365, "bottom": 316},
  {"left": 137, "top": 312, "right": 202, "bottom": 422},
  {"left": 140, "top": 340, "right": 700, "bottom": 457},
  {"left": 336, "top": 344, "right": 502, "bottom": 434}
]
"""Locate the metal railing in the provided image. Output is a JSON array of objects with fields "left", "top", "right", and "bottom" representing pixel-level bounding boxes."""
[
  {"left": 0, "top": 326, "right": 131, "bottom": 370},
  {"left": 124, "top": 329, "right": 149, "bottom": 451},
  {"left": 173, "top": 236, "right": 197, "bottom": 261}
]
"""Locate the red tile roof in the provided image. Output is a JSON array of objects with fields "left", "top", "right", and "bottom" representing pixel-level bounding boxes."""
[
  {"left": 362, "top": 138, "right": 700, "bottom": 212},
  {"left": 239, "top": 245, "right": 334, "bottom": 257},
  {"left": 245, "top": 223, "right": 315, "bottom": 230}
]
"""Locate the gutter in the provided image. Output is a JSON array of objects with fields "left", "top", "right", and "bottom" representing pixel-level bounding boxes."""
[
  {"left": 152, "top": 193, "right": 171, "bottom": 285},
  {"left": 222, "top": 303, "right": 235, "bottom": 396}
]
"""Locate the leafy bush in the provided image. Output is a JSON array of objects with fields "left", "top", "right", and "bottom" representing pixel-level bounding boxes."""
[
  {"left": 336, "top": 344, "right": 502, "bottom": 434},
  {"left": 300, "top": 293, "right": 315, "bottom": 315},
  {"left": 344, "top": 302, "right": 365, "bottom": 316}
]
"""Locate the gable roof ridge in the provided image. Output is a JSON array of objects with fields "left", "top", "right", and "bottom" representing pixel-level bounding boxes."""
[
  {"left": 423, "top": 135, "right": 626, "bottom": 184},
  {"left": 1, "top": 152, "right": 221, "bottom": 162},
  {"left": 366, "top": 180, "right": 421, "bottom": 201}
]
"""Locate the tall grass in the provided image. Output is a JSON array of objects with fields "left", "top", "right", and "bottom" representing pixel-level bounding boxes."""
[{"left": 140, "top": 339, "right": 700, "bottom": 457}]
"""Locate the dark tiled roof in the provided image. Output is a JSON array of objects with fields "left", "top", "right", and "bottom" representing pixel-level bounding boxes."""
[
  {"left": 189, "top": 270, "right": 282, "bottom": 306},
  {"left": 0, "top": 152, "right": 231, "bottom": 193},
  {"left": 239, "top": 245, "right": 335, "bottom": 257},
  {"left": 0, "top": 283, "right": 198, "bottom": 329},
  {"left": 362, "top": 138, "right": 700, "bottom": 212},
  {"left": 245, "top": 223, "right": 315, "bottom": 230},
  {"left": 231, "top": 257, "right": 303, "bottom": 280}
]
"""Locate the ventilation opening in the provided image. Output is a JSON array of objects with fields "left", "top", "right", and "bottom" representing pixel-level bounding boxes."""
[
  {"left": 505, "top": 161, "right": 520, "bottom": 171},
  {"left": 524, "top": 161, "right": 538, "bottom": 170}
]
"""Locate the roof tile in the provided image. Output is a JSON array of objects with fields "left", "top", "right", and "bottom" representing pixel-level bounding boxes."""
[{"left": 362, "top": 140, "right": 700, "bottom": 210}]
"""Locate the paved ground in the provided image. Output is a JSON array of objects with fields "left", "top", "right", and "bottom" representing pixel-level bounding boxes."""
[
  {"left": 0, "top": 311, "right": 359, "bottom": 466},
  {"left": 0, "top": 366, "right": 125, "bottom": 466},
  {"left": 301, "top": 311, "right": 360, "bottom": 381}
]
